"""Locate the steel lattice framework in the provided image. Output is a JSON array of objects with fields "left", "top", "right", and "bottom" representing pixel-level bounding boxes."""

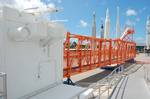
[{"left": 63, "top": 28, "right": 136, "bottom": 78}]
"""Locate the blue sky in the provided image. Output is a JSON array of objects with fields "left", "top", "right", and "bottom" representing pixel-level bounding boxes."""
[
  {"left": 3, "top": 0, "right": 149, "bottom": 44},
  {"left": 42, "top": 0, "right": 149, "bottom": 44}
]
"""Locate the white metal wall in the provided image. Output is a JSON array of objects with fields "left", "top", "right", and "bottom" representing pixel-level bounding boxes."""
[{"left": 0, "top": 6, "right": 65, "bottom": 99}]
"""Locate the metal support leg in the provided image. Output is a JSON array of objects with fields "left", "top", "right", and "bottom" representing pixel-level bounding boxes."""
[
  {"left": 99, "top": 85, "right": 101, "bottom": 99},
  {"left": 63, "top": 78, "right": 75, "bottom": 86},
  {"left": 77, "top": 95, "right": 80, "bottom": 99},
  {"left": 0, "top": 72, "right": 7, "bottom": 99},
  {"left": 3, "top": 74, "right": 7, "bottom": 99}
]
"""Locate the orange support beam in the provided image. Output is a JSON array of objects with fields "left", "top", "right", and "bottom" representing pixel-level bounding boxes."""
[{"left": 63, "top": 32, "right": 136, "bottom": 78}]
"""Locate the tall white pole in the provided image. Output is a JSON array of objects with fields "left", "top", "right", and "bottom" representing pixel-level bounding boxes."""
[
  {"left": 116, "top": 6, "right": 120, "bottom": 38},
  {"left": 100, "top": 20, "right": 104, "bottom": 38},
  {"left": 92, "top": 12, "right": 96, "bottom": 50},
  {"left": 104, "top": 8, "right": 110, "bottom": 39},
  {"left": 92, "top": 12, "right": 96, "bottom": 38},
  {"left": 146, "top": 16, "right": 150, "bottom": 49}
]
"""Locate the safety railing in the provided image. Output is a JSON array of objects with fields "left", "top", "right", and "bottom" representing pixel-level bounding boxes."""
[
  {"left": 71, "top": 65, "right": 125, "bottom": 99},
  {"left": 89, "top": 65, "right": 124, "bottom": 99},
  {"left": 64, "top": 32, "right": 136, "bottom": 77},
  {"left": 144, "top": 64, "right": 150, "bottom": 88},
  {"left": 72, "top": 63, "right": 143, "bottom": 99},
  {"left": 0, "top": 72, "right": 7, "bottom": 99}
]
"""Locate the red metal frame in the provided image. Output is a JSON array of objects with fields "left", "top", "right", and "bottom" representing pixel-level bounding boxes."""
[{"left": 64, "top": 32, "right": 136, "bottom": 78}]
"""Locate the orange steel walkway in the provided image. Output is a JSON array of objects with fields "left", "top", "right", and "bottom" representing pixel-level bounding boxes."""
[{"left": 63, "top": 29, "right": 136, "bottom": 78}]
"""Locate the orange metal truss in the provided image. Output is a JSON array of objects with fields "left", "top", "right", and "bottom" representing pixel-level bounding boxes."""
[{"left": 63, "top": 32, "right": 136, "bottom": 78}]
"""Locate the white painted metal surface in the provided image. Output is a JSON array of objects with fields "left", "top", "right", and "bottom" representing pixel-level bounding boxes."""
[
  {"left": 0, "top": 72, "right": 7, "bottom": 99},
  {"left": 92, "top": 12, "right": 96, "bottom": 38},
  {"left": 92, "top": 12, "right": 97, "bottom": 50},
  {"left": 0, "top": 6, "right": 75, "bottom": 99},
  {"left": 116, "top": 7, "right": 120, "bottom": 38},
  {"left": 104, "top": 8, "right": 110, "bottom": 39},
  {"left": 31, "top": 84, "right": 85, "bottom": 99},
  {"left": 146, "top": 16, "right": 150, "bottom": 49},
  {"left": 100, "top": 20, "right": 104, "bottom": 38}
]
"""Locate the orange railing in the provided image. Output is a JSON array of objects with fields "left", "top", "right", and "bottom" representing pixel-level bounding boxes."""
[{"left": 63, "top": 32, "right": 136, "bottom": 78}]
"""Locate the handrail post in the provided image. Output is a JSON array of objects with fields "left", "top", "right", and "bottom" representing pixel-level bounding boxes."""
[
  {"left": 98, "top": 40, "right": 102, "bottom": 67},
  {"left": 117, "top": 40, "right": 119, "bottom": 64},
  {"left": 89, "top": 39, "right": 92, "bottom": 70},
  {"left": 99, "top": 85, "right": 101, "bottom": 99},
  {"left": 109, "top": 39, "right": 112, "bottom": 65},
  {"left": 78, "top": 38, "right": 82, "bottom": 72},
  {"left": 104, "top": 40, "right": 106, "bottom": 65},
  {"left": 66, "top": 32, "right": 71, "bottom": 78},
  {"left": 0, "top": 72, "right": 7, "bottom": 99}
]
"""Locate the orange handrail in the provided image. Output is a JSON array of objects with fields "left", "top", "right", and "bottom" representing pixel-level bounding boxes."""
[{"left": 63, "top": 32, "right": 136, "bottom": 78}]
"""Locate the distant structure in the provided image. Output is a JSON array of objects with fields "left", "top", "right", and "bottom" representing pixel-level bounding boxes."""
[
  {"left": 104, "top": 8, "right": 110, "bottom": 39},
  {"left": 146, "top": 16, "right": 150, "bottom": 50},
  {"left": 92, "top": 12, "right": 97, "bottom": 49},
  {"left": 145, "top": 16, "right": 150, "bottom": 55},
  {"left": 92, "top": 12, "right": 96, "bottom": 38},
  {"left": 100, "top": 20, "right": 104, "bottom": 38},
  {"left": 116, "top": 6, "right": 120, "bottom": 38},
  {"left": 136, "top": 43, "right": 146, "bottom": 53}
]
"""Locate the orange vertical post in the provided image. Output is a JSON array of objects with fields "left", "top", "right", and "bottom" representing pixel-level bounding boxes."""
[
  {"left": 109, "top": 39, "right": 112, "bottom": 65},
  {"left": 79, "top": 38, "right": 82, "bottom": 72},
  {"left": 104, "top": 40, "right": 106, "bottom": 66},
  {"left": 66, "top": 32, "right": 71, "bottom": 78},
  {"left": 89, "top": 39, "right": 92, "bottom": 70},
  {"left": 63, "top": 32, "right": 136, "bottom": 78},
  {"left": 98, "top": 40, "right": 102, "bottom": 67}
]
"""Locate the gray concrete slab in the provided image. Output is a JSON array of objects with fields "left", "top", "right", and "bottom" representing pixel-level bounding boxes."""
[
  {"left": 76, "top": 63, "right": 134, "bottom": 88},
  {"left": 76, "top": 70, "right": 111, "bottom": 87},
  {"left": 31, "top": 84, "right": 85, "bottom": 99},
  {"left": 111, "top": 66, "right": 150, "bottom": 99}
]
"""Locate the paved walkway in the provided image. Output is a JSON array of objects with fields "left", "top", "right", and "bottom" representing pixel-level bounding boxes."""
[
  {"left": 111, "top": 65, "right": 150, "bottom": 99},
  {"left": 135, "top": 53, "right": 150, "bottom": 63},
  {"left": 31, "top": 84, "right": 85, "bottom": 99}
]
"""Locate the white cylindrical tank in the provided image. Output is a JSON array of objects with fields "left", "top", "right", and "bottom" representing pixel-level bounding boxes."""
[
  {"left": 116, "top": 7, "right": 120, "bottom": 38},
  {"left": 104, "top": 8, "right": 110, "bottom": 39},
  {"left": 92, "top": 12, "right": 96, "bottom": 50},
  {"left": 146, "top": 16, "right": 150, "bottom": 49},
  {"left": 92, "top": 12, "right": 96, "bottom": 38},
  {"left": 100, "top": 20, "right": 104, "bottom": 38}
]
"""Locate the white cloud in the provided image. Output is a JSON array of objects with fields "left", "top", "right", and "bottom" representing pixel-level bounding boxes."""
[
  {"left": 16, "top": 0, "right": 46, "bottom": 9},
  {"left": 51, "top": 19, "right": 68, "bottom": 22},
  {"left": 80, "top": 20, "right": 88, "bottom": 28},
  {"left": 126, "top": 8, "right": 137, "bottom": 16},
  {"left": 0, "top": 0, "right": 56, "bottom": 11},
  {"left": 0, "top": 0, "right": 15, "bottom": 5}
]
